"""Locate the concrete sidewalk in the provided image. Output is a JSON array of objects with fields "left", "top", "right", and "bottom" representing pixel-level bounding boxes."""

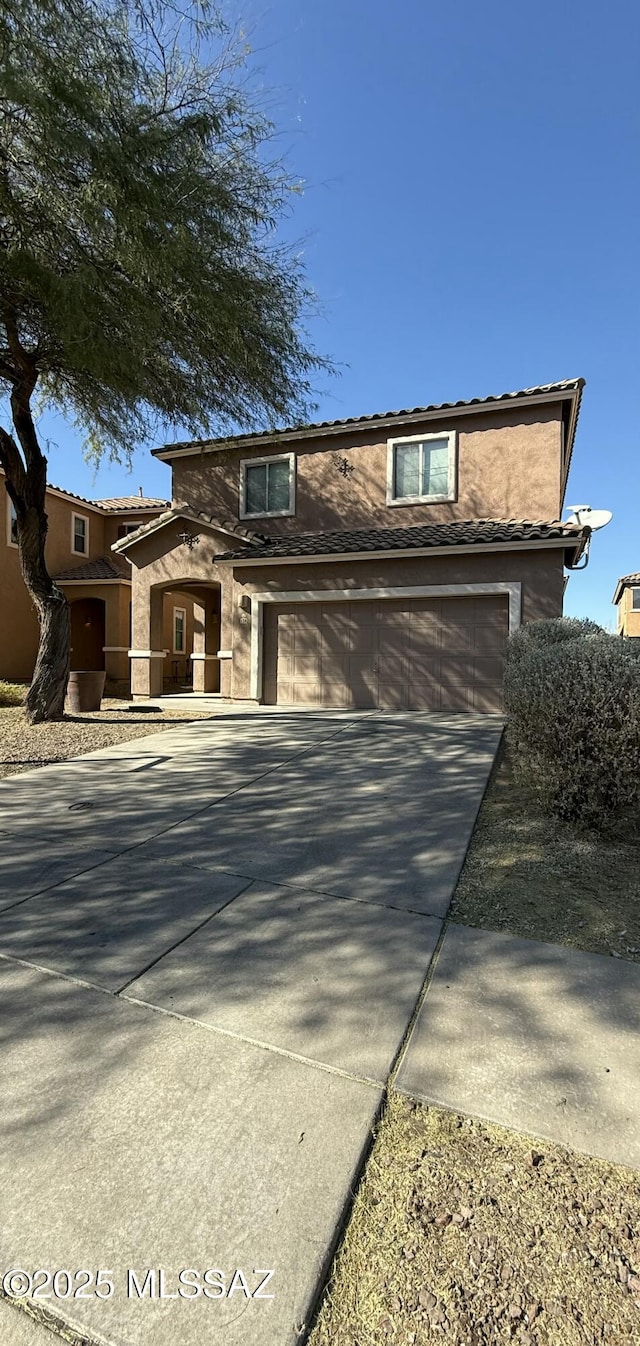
[
  {"left": 395, "top": 922, "right": 640, "bottom": 1169},
  {"left": 0, "top": 710, "right": 500, "bottom": 1346}
]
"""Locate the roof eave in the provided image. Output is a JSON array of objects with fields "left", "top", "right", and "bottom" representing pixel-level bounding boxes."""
[
  {"left": 214, "top": 534, "right": 586, "bottom": 568},
  {"left": 56, "top": 577, "right": 131, "bottom": 586},
  {"left": 560, "top": 382, "right": 586, "bottom": 500},
  {"left": 611, "top": 576, "right": 640, "bottom": 605},
  {"left": 152, "top": 382, "right": 586, "bottom": 463}
]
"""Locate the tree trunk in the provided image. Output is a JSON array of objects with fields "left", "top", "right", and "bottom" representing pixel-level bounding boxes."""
[
  {"left": 24, "top": 571, "right": 70, "bottom": 722},
  {"left": 17, "top": 499, "right": 71, "bottom": 723},
  {"left": 0, "top": 356, "right": 71, "bottom": 723}
]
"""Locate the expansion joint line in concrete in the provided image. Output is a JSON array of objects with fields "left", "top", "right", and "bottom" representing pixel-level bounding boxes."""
[
  {"left": 299, "top": 916, "right": 451, "bottom": 1345},
  {"left": 0, "top": 1289, "right": 111, "bottom": 1346}
]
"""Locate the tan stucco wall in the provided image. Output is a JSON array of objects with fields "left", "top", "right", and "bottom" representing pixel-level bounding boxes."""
[
  {"left": 617, "top": 586, "right": 640, "bottom": 637},
  {"left": 1, "top": 479, "right": 106, "bottom": 680},
  {"left": 171, "top": 404, "right": 564, "bottom": 535}
]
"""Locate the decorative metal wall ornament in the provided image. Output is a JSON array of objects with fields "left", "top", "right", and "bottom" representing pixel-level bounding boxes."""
[
  {"left": 177, "top": 530, "right": 200, "bottom": 550},
  {"left": 331, "top": 452, "right": 354, "bottom": 478}
]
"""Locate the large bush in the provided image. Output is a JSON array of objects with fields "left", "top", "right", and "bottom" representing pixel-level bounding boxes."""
[
  {"left": 506, "top": 616, "right": 606, "bottom": 666},
  {"left": 504, "top": 627, "right": 640, "bottom": 825}
]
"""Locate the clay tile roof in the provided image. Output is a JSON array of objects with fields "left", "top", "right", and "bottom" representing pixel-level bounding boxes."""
[
  {"left": 54, "top": 553, "right": 132, "bottom": 582},
  {"left": 93, "top": 496, "right": 170, "bottom": 510},
  {"left": 612, "top": 572, "right": 640, "bottom": 605},
  {"left": 215, "top": 518, "right": 585, "bottom": 563},
  {"left": 152, "top": 378, "right": 585, "bottom": 458}
]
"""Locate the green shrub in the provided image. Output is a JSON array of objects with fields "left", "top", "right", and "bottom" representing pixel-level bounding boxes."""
[
  {"left": 0, "top": 680, "right": 26, "bottom": 708},
  {"left": 506, "top": 616, "right": 606, "bottom": 667},
  {"left": 504, "top": 633, "right": 640, "bottom": 825}
]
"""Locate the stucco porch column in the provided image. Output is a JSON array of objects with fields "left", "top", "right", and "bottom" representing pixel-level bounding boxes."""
[
  {"left": 103, "top": 584, "right": 131, "bottom": 691},
  {"left": 216, "top": 577, "right": 234, "bottom": 698},
  {"left": 190, "top": 587, "right": 220, "bottom": 693},
  {"left": 130, "top": 577, "right": 165, "bottom": 698}
]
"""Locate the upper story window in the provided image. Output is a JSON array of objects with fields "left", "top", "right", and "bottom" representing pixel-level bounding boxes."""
[
  {"left": 240, "top": 453, "right": 295, "bottom": 519},
  {"left": 117, "top": 521, "right": 142, "bottom": 538},
  {"left": 7, "top": 496, "right": 18, "bottom": 547},
  {"left": 632, "top": 588, "right": 640, "bottom": 610},
  {"left": 71, "top": 512, "right": 89, "bottom": 555},
  {"left": 386, "top": 431, "right": 457, "bottom": 506}
]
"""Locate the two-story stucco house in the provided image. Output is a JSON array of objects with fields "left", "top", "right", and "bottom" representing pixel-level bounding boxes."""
[
  {"left": 1, "top": 471, "right": 170, "bottom": 689},
  {"left": 612, "top": 573, "right": 640, "bottom": 640},
  {"left": 114, "top": 378, "right": 588, "bottom": 712}
]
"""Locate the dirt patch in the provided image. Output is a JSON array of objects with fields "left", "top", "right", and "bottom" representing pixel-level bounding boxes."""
[
  {"left": 0, "top": 699, "right": 213, "bottom": 779},
  {"left": 449, "top": 743, "right": 640, "bottom": 964},
  {"left": 310, "top": 1093, "right": 640, "bottom": 1346}
]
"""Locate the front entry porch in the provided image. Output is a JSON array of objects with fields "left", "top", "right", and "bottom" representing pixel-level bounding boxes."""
[{"left": 130, "top": 579, "right": 223, "bottom": 699}]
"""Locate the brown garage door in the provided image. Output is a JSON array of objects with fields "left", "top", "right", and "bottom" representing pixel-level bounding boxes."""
[{"left": 263, "top": 596, "right": 508, "bottom": 712}]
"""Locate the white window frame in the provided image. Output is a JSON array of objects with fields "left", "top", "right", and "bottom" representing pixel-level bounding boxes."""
[
  {"left": 71, "top": 511, "right": 89, "bottom": 556},
  {"left": 172, "top": 606, "right": 187, "bottom": 654},
  {"left": 239, "top": 452, "right": 296, "bottom": 520},
  {"left": 386, "top": 430, "right": 457, "bottom": 506},
  {"left": 117, "top": 520, "right": 142, "bottom": 537},
  {"left": 6, "top": 494, "right": 19, "bottom": 548},
  {"left": 632, "top": 588, "right": 640, "bottom": 611}
]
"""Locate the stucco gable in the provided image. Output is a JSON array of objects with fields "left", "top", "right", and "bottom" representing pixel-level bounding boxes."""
[{"left": 111, "top": 504, "right": 269, "bottom": 555}]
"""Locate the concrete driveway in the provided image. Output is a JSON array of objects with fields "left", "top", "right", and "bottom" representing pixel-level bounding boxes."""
[{"left": 0, "top": 709, "right": 501, "bottom": 1346}]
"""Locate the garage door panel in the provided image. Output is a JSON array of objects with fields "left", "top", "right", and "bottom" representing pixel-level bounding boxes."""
[
  {"left": 473, "top": 624, "right": 507, "bottom": 653},
  {"left": 378, "top": 653, "right": 408, "bottom": 681},
  {"left": 378, "top": 682, "right": 411, "bottom": 710},
  {"left": 407, "top": 630, "right": 441, "bottom": 657},
  {"left": 439, "top": 621, "right": 474, "bottom": 651},
  {"left": 407, "top": 653, "right": 442, "bottom": 679},
  {"left": 443, "top": 684, "right": 475, "bottom": 711},
  {"left": 349, "top": 625, "right": 378, "bottom": 654},
  {"left": 440, "top": 655, "right": 476, "bottom": 684},
  {"left": 441, "top": 596, "right": 478, "bottom": 619},
  {"left": 408, "top": 681, "right": 442, "bottom": 711},
  {"left": 290, "top": 681, "right": 326, "bottom": 706},
  {"left": 290, "top": 654, "right": 324, "bottom": 680},
  {"left": 292, "top": 636, "right": 323, "bottom": 662},
  {"left": 407, "top": 610, "right": 441, "bottom": 632},
  {"left": 475, "top": 606, "right": 509, "bottom": 631},
  {"left": 377, "top": 630, "right": 409, "bottom": 660},
  {"left": 321, "top": 606, "right": 353, "bottom": 631},
  {"left": 473, "top": 685, "right": 504, "bottom": 713},
  {"left": 472, "top": 656, "right": 505, "bottom": 684}
]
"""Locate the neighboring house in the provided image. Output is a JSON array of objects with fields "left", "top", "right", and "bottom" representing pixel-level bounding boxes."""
[
  {"left": 612, "top": 573, "right": 640, "bottom": 639},
  {"left": 114, "top": 378, "right": 588, "bottom": 713},
  {"left": 0, "top": 471, "right": 171, "bottom": 688}
]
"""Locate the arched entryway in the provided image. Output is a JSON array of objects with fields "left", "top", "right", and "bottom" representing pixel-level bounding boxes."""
[
  {"left": 70, "top": 598, "right": 106, "bottom": 671},
  {"left": 129, "top": 580, "right": 222, "bottom": 697}
]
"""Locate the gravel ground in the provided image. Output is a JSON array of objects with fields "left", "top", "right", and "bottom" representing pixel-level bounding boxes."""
[
  {"left": 450, "top": 742, "right": 640, "bottom": 964},
  {"left": 310, "top": 1094, "right": 640, "bottom": 1346},
  {"left": 0, "top": 700, "right": 213, "bottom": 779}
]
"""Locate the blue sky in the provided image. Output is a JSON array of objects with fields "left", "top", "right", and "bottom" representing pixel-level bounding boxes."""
[{"left": 24, "top": 0, "right": 640, "bottom": 626}]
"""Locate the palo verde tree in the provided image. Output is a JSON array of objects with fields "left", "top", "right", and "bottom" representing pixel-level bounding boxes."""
[{"left": 0, "top": 0, "right": 325, "bottom": 721}]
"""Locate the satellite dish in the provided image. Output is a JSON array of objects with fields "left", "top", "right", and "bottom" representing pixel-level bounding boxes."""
[{"left": 565, "top": 505, "right": 613, "bottom": 531}]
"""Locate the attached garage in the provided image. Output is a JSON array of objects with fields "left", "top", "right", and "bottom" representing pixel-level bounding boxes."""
[{"left": 262, "top": 594, "right": 508, "bottom": 712}]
